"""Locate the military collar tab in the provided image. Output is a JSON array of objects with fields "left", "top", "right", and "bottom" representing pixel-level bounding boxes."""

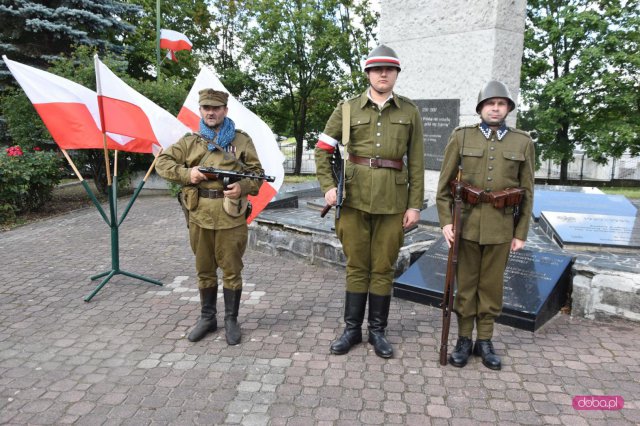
[{"left": 480, "top": 121, "right": 509, "bottom": 141}]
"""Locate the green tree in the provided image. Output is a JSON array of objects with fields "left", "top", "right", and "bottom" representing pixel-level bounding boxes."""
[
  {"left": 521, "top": 0, "right": 640, "bottom": 181},
  {"left": 239, "top": 0, "right": 377, "bottom": 174},
  {"left": 0, "top": 0, "right": 140, "bottom": 88}
]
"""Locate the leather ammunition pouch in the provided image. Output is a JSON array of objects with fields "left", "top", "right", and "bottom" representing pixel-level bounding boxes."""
[
  {"left": 223, "top": 196, "right": 252, "bottom": 219},
  {"left": 450, "top": 180, "right": 524, "bottom": 209}
]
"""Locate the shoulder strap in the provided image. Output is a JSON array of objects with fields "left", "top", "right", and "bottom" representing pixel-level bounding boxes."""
[{"left": 341, "top": 101, "right": 350, "bottom": 147}]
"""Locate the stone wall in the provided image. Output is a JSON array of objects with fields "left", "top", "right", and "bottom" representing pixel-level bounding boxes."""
[{"left": 379, "top": 0, "right": 527, "bottom": 127}]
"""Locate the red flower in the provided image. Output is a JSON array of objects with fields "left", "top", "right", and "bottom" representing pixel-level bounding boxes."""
[
  {"left": 34, "top": 147, "right": 42, "bottom": 151},
  {"left": 6, "top": 145, "right": 24, "bottom": 157}
]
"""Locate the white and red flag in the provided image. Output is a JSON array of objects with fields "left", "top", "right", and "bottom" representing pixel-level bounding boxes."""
[
  {"left": 177, "top": 67, "right": 285, "bottom": 222},
  {"left": 160, "top": 29, "right": 192, "bottom": 62},
  {"left": 3, "top": 55, "right": 153, "bottom": 152},
  {"left": 94, "top": 55, "right": 190, "bottom": 149}
]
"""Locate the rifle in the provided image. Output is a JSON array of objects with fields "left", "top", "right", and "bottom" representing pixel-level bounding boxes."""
[
  {"left": 198, "top": 167, "right": 275, "bottom": 190},
  {"left": 440, "top": 167, "right": 464, "bottom": 366},
  {"left": 320, "top": 146, "right": 345, "bottom": 219}
]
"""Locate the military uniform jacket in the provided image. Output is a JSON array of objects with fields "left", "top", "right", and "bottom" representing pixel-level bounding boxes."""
[
  {"left": 436, "top": 124, "right": 535, "bottom": 245},
  {"left": 156, "top": 130, "right": 264, "bottom": 230},
  {"left": 315, "top": 91, "right": 425, "bottom": 214}
]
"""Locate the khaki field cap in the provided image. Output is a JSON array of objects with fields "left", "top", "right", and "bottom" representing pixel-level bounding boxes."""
[
  {"left": 364, "top": 44, "right": 401, "bottom": 71},
  {"left": 199, "top": 89, "right": 229, "bottom": 107},
  {"left": 476, "top": 80, "right": 516, "bottom": 113}
]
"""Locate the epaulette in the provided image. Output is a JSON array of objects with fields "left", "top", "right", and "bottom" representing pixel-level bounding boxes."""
[
  {"left": 453, "top": 123, "right": 479, "bottom": 132},
  {"left": 339, "top": 94, "right": 360, "bottom": 105},
  {"left": 396, "top": 94, "right": 417, "bottom": 107},
  {"left": 234, "top": 128, "right": 250, "bottom": 137},
  {"left": 508, "top": 127, "right": 532, "bottom": 138}
]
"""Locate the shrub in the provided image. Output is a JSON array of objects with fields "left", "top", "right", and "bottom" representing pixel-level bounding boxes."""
[{"left": 0, "top": 145, "right": 63, "bottom": 224}]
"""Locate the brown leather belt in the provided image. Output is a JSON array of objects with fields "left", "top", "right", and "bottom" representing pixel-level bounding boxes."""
[
  {"left": 450, "top": 181, "right": 525, "bottom": 209},
  {"left": 198, "top": 188, "right": 225, "bottom": 199},
  {"left": 348, "top": 154, "right": 403, "bottom": 171}
]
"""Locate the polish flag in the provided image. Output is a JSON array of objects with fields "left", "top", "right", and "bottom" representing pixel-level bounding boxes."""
[
  {"left": 94, "top": 55, "right": 190, "bottom": 149},
  {"left": 160, "top": 29, "right": 193, "bottom": 52},
  {"left": 177, "top": 67, "right": 285, "bottom": 222},
  {"left": 3, "top": 55, "right": 154, "bottom": 152}
]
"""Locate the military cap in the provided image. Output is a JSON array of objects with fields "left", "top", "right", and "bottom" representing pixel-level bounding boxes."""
[
  {"left": 476, "top": 80, "right": 515, "bottom": 113},
  {"left": 364, "top": 44, "right": 401, "bottom": 71},
  {"left": 199, "top": 89, "right": 229, "bottom": 107}
]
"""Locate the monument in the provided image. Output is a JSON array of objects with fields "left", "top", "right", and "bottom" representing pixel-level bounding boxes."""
[{"left": 380, "top": 0, "right": 528, "bottom": 173}]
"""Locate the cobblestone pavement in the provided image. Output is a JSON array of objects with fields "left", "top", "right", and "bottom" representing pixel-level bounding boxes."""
[{"left": 1, "top": 194, "right": 639, "bottom": 425}]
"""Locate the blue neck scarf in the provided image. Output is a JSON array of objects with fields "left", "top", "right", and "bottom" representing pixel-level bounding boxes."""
[{"left": 199, "top": 117, "right": 236, "bottom": 151}]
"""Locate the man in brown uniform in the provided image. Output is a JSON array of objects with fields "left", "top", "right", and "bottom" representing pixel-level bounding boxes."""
[
  {"left": 156, "top": 89, "right": 264, "bottom": 345},
  {"left": 436, "top": 81, "right": 535, "bottom": 370},
  {"left": 315, "top": 45, "right": 425, "bottom": 358}
]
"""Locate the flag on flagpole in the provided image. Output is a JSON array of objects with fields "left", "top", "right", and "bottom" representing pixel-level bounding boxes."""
[
  {"left": 94, "top": 55, "right": 190, "bottom": 149},
  {"left": 160, "top": 29, "right": 192, "bottom": 51},
  {"left": 177, "top": 67, "right": 285, "bottom": 222},
  {"left": 165, "top": 50, "right": 178, "bottom": 63},
  {"left": 3, "top": 55, "right": 154, "bottom": 153}
]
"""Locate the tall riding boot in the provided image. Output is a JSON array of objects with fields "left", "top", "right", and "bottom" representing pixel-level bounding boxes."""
[
  {"left": 330, "top": 292, "right": 367, "bottom": 355},
  {"left": 367, "top": 293, "right": 393, "bottom": 358},
  {"left": 188, "top": 287, "right": 218, "bottom": 342},
  {"left": 223, "top": 288, "right": 242, "bottom": 345}
]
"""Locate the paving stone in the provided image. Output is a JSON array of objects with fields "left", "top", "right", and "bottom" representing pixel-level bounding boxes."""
[{"left": 0, "top": 195, "right": 639, "bottom": 425}]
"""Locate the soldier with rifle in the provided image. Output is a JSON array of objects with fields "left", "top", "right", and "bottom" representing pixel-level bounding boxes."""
[
  {"left": 156, "top": 89, "right": 265, "bottom": 346},
  {"left": 436, "top": 81, "right": 535, "bottom": 370},
  {"left": 315, "top": 45, "right": 424, "bottom": 358}
]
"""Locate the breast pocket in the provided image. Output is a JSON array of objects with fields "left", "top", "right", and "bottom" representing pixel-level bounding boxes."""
[
  {"left": 460, "top": 147, "right": 484, "bottom": 174},
  {"left": 502, "top": 151, "right": 525, "bottom": 180},
  {"left": 350, "top": 115, "right": 371, "bottom": 142},
  {"left": 389, "top": 113, "right": 411, "bottom": 143}
]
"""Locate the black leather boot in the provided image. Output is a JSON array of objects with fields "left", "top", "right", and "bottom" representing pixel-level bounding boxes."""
[
  {"left": 474, "top": 339, "right": 502, "bottom": 370},
  {"left": 330, "top": 292, "right": 367, "bottom": 355},
  {"left": 448, "top": 336, "right": 473, "bottom": 367},
  {"left": 367, "top": 293, "right": 393, "bottom": 358},
  {"left": 223, "top": 288, "right": 242, "bottom": 345},
  {"left": 188, "top": 287, "right": 218, "bottom": 342}
]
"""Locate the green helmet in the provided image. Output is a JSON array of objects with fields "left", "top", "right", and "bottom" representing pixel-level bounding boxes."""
[
  {"left": 476, "top": 80, "right": 515, "bottom": 113},
  {"left": 364, "top": 44, "right": 401, "bottom": 71}
]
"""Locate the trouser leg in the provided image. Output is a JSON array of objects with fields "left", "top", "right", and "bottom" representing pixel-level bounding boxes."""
[
  {"left": 216, "top": 225, "right": 248, "bottom": 345},
  {"left": 454, "top": 238, "right": 482, "bottom": 338},
  {"left": 475, "top": 242, "right": 510, "bottom": 340}
]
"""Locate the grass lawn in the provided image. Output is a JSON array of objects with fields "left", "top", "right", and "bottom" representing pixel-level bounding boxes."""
[{"left": 599, "top": 186, "right": 640, "bottom": 199}]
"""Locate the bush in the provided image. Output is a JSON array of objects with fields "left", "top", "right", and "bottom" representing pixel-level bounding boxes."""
[{"left": 0, "top": 145, "right": 63, "bottom": 224}]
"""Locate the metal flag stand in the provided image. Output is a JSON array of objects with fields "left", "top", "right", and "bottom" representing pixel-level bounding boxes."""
[{"left": 61, "top": 149, "right": 163, "bottom": 302}]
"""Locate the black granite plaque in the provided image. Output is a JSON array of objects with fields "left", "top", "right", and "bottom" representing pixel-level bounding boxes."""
[
  {"left": 540, "top": 211, "right": 640, "bottom": 249},
  {"left": 415, "top": 99, "right": 460, "bottom": 171},
  {"left": 393, "top": 237, "right": 573, "bottom": 331},
  {"left": 266, "top": 192, "right": 298, "bottom": 209}
]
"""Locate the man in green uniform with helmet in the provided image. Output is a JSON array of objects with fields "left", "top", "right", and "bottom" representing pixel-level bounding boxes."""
[
  {"left": 156, "top": 89, "right": 264, "bottom": 346},
  {"left": 315, "top": 45, "right": 425, "bottom": 358},
  {"left": 436, "top": 80, "right": 535, "bottom": 370}
]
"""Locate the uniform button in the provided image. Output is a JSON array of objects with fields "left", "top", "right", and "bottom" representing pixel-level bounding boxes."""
[
  {"left": 489, "top": 156, "right": 495, "bottom": 160},
  {"left": 376, "top": 133, "right": 381, "bottom": 136},
  {"left": 375, "top": 155, "right": 380, "bottom": 158},
  {"left": 511, "top": 155, "right": 515, "bottom": 159},
  {"left": 357, "top": 120, "right": 361, "bottom": 124},
  {"left": 490, "top": 146, "right": 495, "bottom": 150},
  {"left": 377, "top": 122, "right": 381, "bottom": 126},
  {"left": 488, "top": 166, "right": 494, "bottom": 171},
  {"left": 485, "top": 188, "right": 491, "bottom": 192},
  {"left": 376, "top": 143, "right": 381, "bottom": 147},
  {"left": 399, "top": 120, "right": 403, "bottom": 123},
  {"left": 491, "top": 139, "right": 495, "bottom": 142},
  {"left": 487, "top": 177, "right": 493, "bottom": 181}
]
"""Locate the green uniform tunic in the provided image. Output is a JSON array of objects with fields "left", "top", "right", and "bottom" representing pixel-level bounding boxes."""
[
  {"left": 315, "top": 91, "right": 425, "bottom": 295},
  {"left": 156, "top": 131, "right": 263, "bottom": 290},
  {"left": 436, "top": 123, "right": 535, "bottom": 338}
]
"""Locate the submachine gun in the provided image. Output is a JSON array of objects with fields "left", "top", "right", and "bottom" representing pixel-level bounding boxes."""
[
  {"left": 198, "top": 167, "right": 275, "bottom": 189},
  {"left": 440, "top": 166, "right": 464, "bottom": 366}
]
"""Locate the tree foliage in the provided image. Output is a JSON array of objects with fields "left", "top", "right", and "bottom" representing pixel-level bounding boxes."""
[
  {"left": 238, "top": 0, "right": 378, "bottom": 173},
  {"left": 0, "top": 0, "right": 140, "bottom": 88},
  {"left": 520, "top": 0, "right": 640, "bottom": 181}
]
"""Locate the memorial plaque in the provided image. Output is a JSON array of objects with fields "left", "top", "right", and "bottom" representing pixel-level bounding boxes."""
[
  {"left": 540, "top": 211, "right": 640, "bottom": 249},
  {"left": 393, "top": 237, "right": 573, "bottom": 331},
  {"left": 415, "top": 99, "right": 460, "bottom": 171},
  {"left": 532, "top": 190, "right": 636, "bottom": 221}
]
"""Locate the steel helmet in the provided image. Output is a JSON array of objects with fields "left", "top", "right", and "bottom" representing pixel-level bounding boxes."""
[
  {"left": 364, "top": 44, "right": 401, "bottom": 72},
  {"left": 476, "top": 80, "right": 516, "bottom": 113}
]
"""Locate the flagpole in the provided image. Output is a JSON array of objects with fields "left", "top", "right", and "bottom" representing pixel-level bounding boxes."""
[
  {"left": 156, "top": 0, "right": 161, "bottom": 81},
  {"left": 94, "top": 54, "right": 112, "bottom": 187},
  {"left": 118, "top": 148, "right": 163, "bottom": 226}
]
